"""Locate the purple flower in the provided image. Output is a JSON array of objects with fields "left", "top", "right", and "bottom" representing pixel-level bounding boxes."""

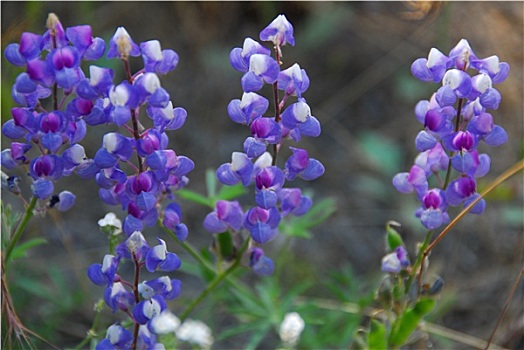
[
  {"left": 392, "top": 165, "right": 428, "bottom": 196},
  {"left": 103, "top": 282, "right": 135, "bottom": 313},
  {"left": 241, "top": 54, "right": 280, "bottom": 92},
  {"left": 94, "top": 132, "right": 133, "bottom": 168},
  {"left": 230, "top": 37, "right": 271, "bottom": 72},
  {"left": 281, "top": 101, "right": 321, "bottom": 139},
  {"left": 249, "top": 247, "right": 274, "bottom": 276},
  {"left": 216, "top": 152, "right": 254, "bottom": 186},
  {"left": 108, "top": 82, "right": 140, "bottom": 126},
  {"left": 244, "top": 206, "right": 281, "bottom": 244},
  {"left": 96, "top": 324, "right": 133, "bottom": 350},
  {"left": 163, "top": 202, "right": 188, "bottom": 241},
  {"left": 417, "top": 189, "right": 450, "bottom": 230},
  {"left": 227, "top": 92, "right": 269, "bottom": 125},
  {"left": 442, "top": 69, "right": 472, "bottom": 98},
  {"left": 117, "top": 231, "right": 150, "bottom": 260},
  {"left": 411, "top": 47, "right": 449, "bottom": 83},
  {"left": 50, "top": 190, "right": 76, "bottom": 211},
  {"left": 255, "top": 166, "right": 285, "bottom": 209},
  {"left": 284, "top": 147, "right": 324, "bottom": 181},
  {"left": 279, "top": 188, "right": 312, "bottom": 216},
  {"left": 107, "top": 27, "right": 140, "bottom": 59},
  {"left": 139, "top": 276, "right": 181, "bottom": 300},
  {"left": 145, "top": 238, "right": 181, "bottom": 272},
  {"left": 203, "top": 200, "right": 244, "bottom": 234},
  {"left": 76, "top": 65, "right": 114, "bottom": 99},
  {"left": 132, "top": 295, "right": 167, "bottom": 325},
  {"left": 259, "top": 14, "right": 295, "bottom": 47},
  {"left": 250, "top": 117, "right": 282, "bottom": 144},
  {"left": 29, "top": 155, "right": 64, "bottom": 181},
  {"left": 381, "top": 246, "right": 410, "bottom": 273},
  {"left": 278, "top": 63, "right": 310, "bottom": 98},
  {"left": 140, "top": 40, "right": 179, "bottom": 75},
  {"left": 448, "top": 39, "right": 478, "bottom": 71},
  {"left": 87, "top": 254, "right": 120, "bottom": 286}
]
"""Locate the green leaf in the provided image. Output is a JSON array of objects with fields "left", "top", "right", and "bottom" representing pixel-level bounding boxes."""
[
  {"left": 217, "top": 231, "right": 234, "bottom": 260},
  {"left": 281, "top": 197, "right": 336, "bottom": 238},
  {"left": 245, "top": 322, "right": 272, "bottom": 350},
  {"left": 206, "top": 168, "right": 217, "bottom": 198},
  {"left": 9, "top": 238, "right": 47, "bottom": 261},
  {"left": 217, "top": 319, "right": 269, "bottom": 341},
  {"left": 177, "top": 189, "right": 214, "bottom": 208},
  {"left": 368, "top": 319, "right": 387, "bottom": 350},
  {"left": 358, "top": 131, "right": 402, "bottom": 176},
  {"left": 216, "top": 183, "right": 247, "bottom": 201},
  {"left": 389, "top": 298, "right": 436, "bottom": 347},
  {"left": 386, "top": 220, "right": 404, "bottom": 251}
]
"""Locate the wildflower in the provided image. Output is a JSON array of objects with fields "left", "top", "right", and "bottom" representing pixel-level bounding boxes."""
[
  {"left": 145, "top": 238, "right": 181, "bottom": 272},
  {"left": 279, "top": 312, "right": 305, "bottom": 346},
  {"left": 96, "top": 324, "right": 133, "bottom": 350},
  {"left": 98, "top": 212, "right": 123, "bottom": 235},
  {"left": 176, "top": 319, "right": 214, "bottom": 349},
  {"left": 149, "top": 311, "right": 181, "bottom": 334},
  {"left": 249, "top": 247, "right": 274, "bottom": 275},
  {"left": 203, "top": 200, "right": 244, "bottom": 234},
  {"left": 107, "top": 27, "right": 140, "bottom": 60},
  {"left": 381, "top": 246, "right": 410, "bottom": 273},
  {"left": 259, "top": 14, "right": 295, "bottom": 48},
  {"left": 244, "top": 206, "right": 281, "bottom": 244}
]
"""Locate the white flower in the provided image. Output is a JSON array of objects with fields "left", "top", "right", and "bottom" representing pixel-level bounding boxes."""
[
  {"left": 176, "top": 319, "right": 214, "bottom": 349},
  {"left": 98, "top": 212, "right": 122, "bottom": 235},
  {"left": 279, "top": 312, "right": 305, "bottom": 346}
]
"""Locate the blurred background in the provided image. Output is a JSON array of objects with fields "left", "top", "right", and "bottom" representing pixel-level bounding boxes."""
[{"left": 2, "top": 1, "right": 523, "bottom": 348}]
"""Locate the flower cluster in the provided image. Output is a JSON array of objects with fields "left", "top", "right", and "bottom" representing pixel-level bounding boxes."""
[
  {"left": 88, "top": 228, "right": 182, "bottom": 348},
  {"left": 2, "top": 13, "right": 192, "bottom": 348},
  {"left": 204, "top": 15, "right": 325, "bottom": 274},
  {"left": 1, "top": 13, "right": 106, "bottom": 209},
  {"left": 393, "top": 39, "right": 509, "bottom": 230}
]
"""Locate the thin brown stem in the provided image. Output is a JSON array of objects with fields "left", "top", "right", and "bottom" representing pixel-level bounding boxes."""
[
  {"left": 271, "top": 46, "right": 282, "bottom": 167},
  {"left": 420, "top": 159, "right": 524, "bottom": 285},
  {"left": 131, "top": 253, "right": 141, "bottom": 350},
  {"left": 484, "top": 265, "right": 524, "bottom": 350}
]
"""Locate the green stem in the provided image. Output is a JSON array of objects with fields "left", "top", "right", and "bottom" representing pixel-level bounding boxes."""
[
  {"left": 178, "top": 238, "right": 250, "bottom": 322},
  {"left": 4, "top": 196, "right": 38, "bottom": 265},
  {"left": 405, "top": 230, "right": 433, "bottom": 295},
  {"left": 73, "top": 300, "right": 104, "bottom": 350},
  {"left": 159, "top": 220, "right": 216, "bottom": 274}
]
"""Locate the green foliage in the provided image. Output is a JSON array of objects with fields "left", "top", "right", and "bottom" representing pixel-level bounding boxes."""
[
  {"left": 358, "top": 131, "right": 402, "bottom": 177},
  {"left": 178, "top": 169, "right": 248, "bottom": 208},
  {"left": 8, "top": 238, "right": 47, "bottom": 261},
  {"left": 389, "top": 298, "right": 436, "bottom": 346},
  {"left": 280, "top": 197, "right": 337, "bottom": 239},
  {"left": 368, "top": 319, "right": 387, "bottom": 349},
  {"left": 385, "top": 221, "right": 404, "bottom": 251},
  {"left": 1, "top": 202, "right": 21, "bottom": 249}
]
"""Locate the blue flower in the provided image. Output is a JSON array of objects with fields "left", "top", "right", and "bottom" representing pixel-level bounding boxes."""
[
  {"left": 244, "top": 206, "right": 281, "bottom": 244},
  {"left": 216, "top": 152, "right": 254, "bottom": 186},
  {"left": 381, "top": 246, "right": 410, "bottom": 273},
  {"left": 249, "top": 247, "right": 274, "bottom": 276},
  {"left": 96, "top": 324, "right": 132, "bottom": 350},
  {"left": 259, "top": 14, "right": 295, "bottom": 47},
  {"left": 87, "top": 254, "right": 120, "bottom": 286},
  {"left": 145, "top": 238, "right": 181, "bottom": 272},
  {"left": 203, "top": 200, "right": 244, "bottom": 234}
]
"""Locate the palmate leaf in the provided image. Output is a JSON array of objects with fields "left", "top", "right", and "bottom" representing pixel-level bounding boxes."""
[
  {"left": 280, "top": 197, "right": 336, "bottom": 238},
  {"left": 9, "top": 238, "right": 47, "bottom": 261}
]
